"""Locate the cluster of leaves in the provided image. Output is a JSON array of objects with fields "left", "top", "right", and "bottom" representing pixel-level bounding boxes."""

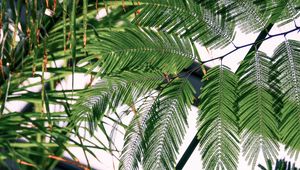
[
  {"left": 0, "top": 0, "right": 300, "bottom": 170},
  {"left": 259, "top": 159, "right": 300, "bottom": 170},
  {"left": 0, "top": 0, "right": 131, "bottom": 169},
  {"left": 199, "top": 40, "right": 300, "bottom": 170}
]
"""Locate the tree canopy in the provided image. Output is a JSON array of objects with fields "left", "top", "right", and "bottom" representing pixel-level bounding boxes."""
[{"left": 0, "top": 0, "right": 300, "bottom": 170}]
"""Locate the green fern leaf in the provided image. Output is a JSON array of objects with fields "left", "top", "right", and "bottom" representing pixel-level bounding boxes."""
[
  {"left": 132, "top": 0, "right": 234, "bottom": 48},
  {"left": 228, "top": 0, "right": 300, "bottom": 29},
  {"left": 84, "top": 28, "right": 195, "bottom": 75},
  {"left": 72, "top": 71, "right": 165, "bottom": 134},
  {"left": 271, "top": 0, "right": 300, "bottom": 26},
  {"left": 231, "top": 1, "right": 271, "bottom": 33},
  {"left": 198, "top": 66, "right": 239, "bottom": 170},
  {"left": 119, "top": 97, "right": 156, "bottom": 170},
  {"left": 196, "top": 0, "right": 299, "bottom": 33},
  {"left": 205, "top": 0, "right": 271, "bottom": 33},
  {"left": 237, "top": 51, "right": 279, "bottom": 168},
  {"left": 272, "top": 40, "right": 300, "bottom": 158},
  {"left": 258, "top": 159, "right": 300, "bottom": 170},
  {"left": 142, "top": 78, "right": 195, "bottom": 170}
]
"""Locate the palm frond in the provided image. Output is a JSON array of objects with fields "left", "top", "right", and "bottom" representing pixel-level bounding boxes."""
[
  {"left": 83, "top": 28, "right": 195, "bottom": 75},
  {"left": 258, "top": 159, "right": 300, "bottom": 170},
  {"left": 72, "top": 71, "right": 165, "bottom": 134},
  {"left": 141, "top": 78, "right": 195, "bottom": 170},
  {"left": 198, "top": 66, "right": 239, "bottom": 170},
  {"left": 130, "top": 0, "right": 235, "bottom": 48},
  {"left": 272, "top": 39, "right": 300, "bottom": 158},
  {"left": 197, "top": 0, "right": 299, "bottom": 33},
  {"left": 119, "top": 96, "right": 155, "bottom": 170},
  {"left": 236, "top": 51, "right": 279, "bottom": 168},
  {"left": 195, "top": 0, "right": 269, "bottom": 33},
  {"left": 271, "top": 0, "right": 300, "bottom": 26},
  {"left": 230, "top": 1, "right": 271, "bottom": 33}
]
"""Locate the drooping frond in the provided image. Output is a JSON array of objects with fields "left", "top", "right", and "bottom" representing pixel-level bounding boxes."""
[
  {"left": 72, "top": 71, "right": 165, "bottom": 133},
  {"left": 271, "top": 0, "right": 300, "bottom": 26},
  {"left": 237, "top": 51, "right": 279, "bottom": 168},
  {"left": 141, "top": 78, "right": 195, "bottom": 170},
  {"left": 233, "top": 0, "right": 300, "bottom": 28},
  {"left": 83, "top": 28, "right": 195, "bottom": 75},
  {"left": 119, "top": 96, "right": 156, "bottom": 170},
  {"left": 258, "top": 159, "right": 300, "bottom": 170},
  {"left": 196, "top": 0, "right": 299, "bottom": 32},
  {"left": 272, "top": 40, "right": 300, "bottom": 158},
  {"left": 230, "top": 1, "right": 271, "bottom": 33},
  {"left": 131, "top": 0, "right": 235, "bottom": 48},
  {"left": 198, "top": 66, "right": 239, "bottom": 170}
]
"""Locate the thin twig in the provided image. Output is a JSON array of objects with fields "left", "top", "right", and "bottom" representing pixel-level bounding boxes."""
[{"left": 202, "top": 26, "right": 300, "bottom": 64}]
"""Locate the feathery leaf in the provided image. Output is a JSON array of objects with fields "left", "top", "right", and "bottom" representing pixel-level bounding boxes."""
[
  {"left": 119, "top": 96, "right": 155, "bottom": 170},
  {"left": 142, "top": 78, "right": 195, "bottom": 170},
  {"left": 198, "top": 66, "right": 239, "bottom": 170},
  {"left": 272, "top": 39, "right": 300, "bottom": 158},
  {"left": 84, "top": 28, "right": 195, "bottom": 75},
  {"left": 72, "top": 71, "right": 165, "bottom": 134},
  {"left": 258, "top": 159, "right": 300, "bottom": 170},
  {"left": 131, "top": 0, "right": 235, "bottom": 48},
  {"left": 237, "top": 51, "right": 279, "bottom": 168}
]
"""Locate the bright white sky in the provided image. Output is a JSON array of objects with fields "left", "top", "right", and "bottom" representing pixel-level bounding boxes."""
[{"left": 5, "top": 11, "right": 300, "bottom": 170}]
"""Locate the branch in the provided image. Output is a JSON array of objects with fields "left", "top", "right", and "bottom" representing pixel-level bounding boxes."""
[{"left": 202, "top": 25, "right": 300, "bottom": 64}]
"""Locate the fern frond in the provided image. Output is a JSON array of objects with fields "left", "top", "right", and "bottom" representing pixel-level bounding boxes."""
[
  {"left": 198, "top": 0, "right": 299, "bottom": 33},
  {"left": 72, "top": 71, "right": 165, "bottom": 134},
  {"left": 84, "top": 28, "right": 195, "bottom": 75},
  {"left": 207, "top": 0, "right": 271, "bottom": 33},
  {"left": 232, "top": 1, "right": 270, "bottom": 33},
  {"left": 119, "top": 96, "right": 155, "bottom": 170},
  {"left": 272, "top": 40, "right": 300, "bottom": 158},
  {"left": 198, "top": 66, "right": 239, "bottom": 170},
  {"left": 237, "top": 51, "right": 279, "bottom": 168},
  {"left": 271, "top": 0, "right": 300, "bottom": 26},
  {"left": 141, "top": 78, "right": 195, "bottom": 170},
  {"left": 258, "top": 159, "right": 300, "bottom": 170},
  {"left": 131, "top": 0, "right": 234, "bottom": 48},
  {"left": 227, "top": 0, "right": 300, "bottom": 29}
]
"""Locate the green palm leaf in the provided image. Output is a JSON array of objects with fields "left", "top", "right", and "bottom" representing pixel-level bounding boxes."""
[
  {"left": 237, "top": 51, "right": 279, "bottom": 168},
  {"left": 131, "top": 0, "right": 234, "bottom": 48},
  {"left": 272, "top": 40, "right": 300, "bottom": 158},
  {"left": 258, "top": 159, "right": 300, "bottom": 170},
  {"left": 271, "top": 0, "right": 300, "bottom": 26},
  {"left": 119, "top": 96, "right": 155, "bottom": 170},
  {"left": 141, "top": 78, "right": 195, "bottom": 170},
  {"left": 72, "top": 71, "right": 165, "bottom": 134},
  {"left": 196, "top": 0, "right": 299, "bottom": 32},
  {"left": 230, "top": 1, "right": 271, "bottom": 33},
  {"left": 214, "top": 0, "right": 284, "bottom": 33},
  {"left": 198, "top": 66, "right": 239, "bottom": 170},
  {"left": 83, "top": 28, "right": 195, "bottom": 75}
]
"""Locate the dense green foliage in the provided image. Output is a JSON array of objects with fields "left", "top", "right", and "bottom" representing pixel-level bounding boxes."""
[
  {"left": 0, "top": 0, "right": 300, "bottom": 170},
  {"left": 198, "top": 66, "right": 239, "bottom": 170},
  {"left": 259, "top": 159, "right": 300, "bottom": 170}
]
